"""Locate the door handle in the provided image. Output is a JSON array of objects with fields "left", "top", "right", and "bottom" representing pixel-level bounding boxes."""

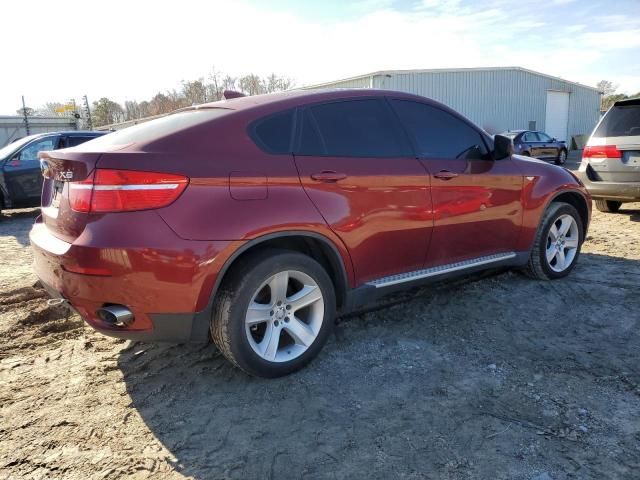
[
  {"left": 310, "top": 171, "right": 347, "bottom": 182},
  {"left": 433, "top": 170, "right": 459, "bottom": 180}
]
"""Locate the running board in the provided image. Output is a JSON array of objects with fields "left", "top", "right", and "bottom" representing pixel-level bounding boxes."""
[{"left": 365, "top": 252, "right": 517, "bottom": 289}]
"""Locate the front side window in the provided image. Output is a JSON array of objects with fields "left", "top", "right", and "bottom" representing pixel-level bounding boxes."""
[
  {"left": 537, "top": 132, "right": 552, "bottom": 142},
  {"left": 18, "top": 137, "right": 57, "bottom": 161},
  {"left": 391, "top": 100, "right": 488, "bottom": 160},
  {"left": 298, "top": 99, "right": 410, "bottom": 157}
]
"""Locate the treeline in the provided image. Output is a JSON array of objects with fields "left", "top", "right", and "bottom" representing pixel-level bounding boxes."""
[
  {"left": 597, "top": 80, "right": 640, "bottom": 112},
  {"left": 90, "top": 71, "right": 293, "bottom": 127}
]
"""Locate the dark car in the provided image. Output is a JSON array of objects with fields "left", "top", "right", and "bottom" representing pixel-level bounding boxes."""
[
  {"left": 31, "top": 89, "right": 590, "bottom": 378},
  {"left": 501, "top": 130, "right": 568, "bottom": 165},
  {"left": 0, "top": 131, "right": 107, "bottom": 213}
]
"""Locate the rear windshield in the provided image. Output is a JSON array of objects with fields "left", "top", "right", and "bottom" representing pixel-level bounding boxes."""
[
  {"left": 73, "top": 109, "right": 231, "bottom": 149},
  {"left": 594, "top": 105, "right": 640, "bottom": 137}
]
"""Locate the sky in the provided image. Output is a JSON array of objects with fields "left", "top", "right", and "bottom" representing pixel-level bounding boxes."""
[{"left": 2, "top": 0, "right": 639, "bottom": 115}]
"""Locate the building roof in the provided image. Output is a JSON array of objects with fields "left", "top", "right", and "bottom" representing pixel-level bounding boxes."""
[{"left": 305, "top": 66, "right": 601, "bottom": 93}]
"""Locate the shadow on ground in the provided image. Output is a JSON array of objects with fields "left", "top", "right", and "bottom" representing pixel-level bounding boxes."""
[
  {"left": 119, "top": 252, "right": 640, "bottom": 479},
  {"left": 0, "top": 208, "right": 39, "bottom": 246}
]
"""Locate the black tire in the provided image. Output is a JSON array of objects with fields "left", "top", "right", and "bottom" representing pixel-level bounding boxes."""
[
  {"left": 555, "top": 149, "right": 567, "bottom": 165},
  {"left": 525, "top": 201, "right": 584, "bottom": 280},
  {"left": 211, "top": 249, "right": 336, "bottom": 378},
  {"left": 594, "top": 199, "right": 622, "bottom": 213}
]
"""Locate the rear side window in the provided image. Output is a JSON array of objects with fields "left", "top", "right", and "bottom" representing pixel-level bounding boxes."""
[
  {"left": 595, "top": 105, "right": 640, "bottom": 137},
  {"left": 391, "top": 100, "right": 488, "bottom": 160},
  {"left": 298, "top": 99, "right": 411, "bottom": 157},
  {"left": 251, "top": 110, "right": 294, "bottom": 154},
  {"left": 522, "top": 132, "right": 539, "bottom": 142}
]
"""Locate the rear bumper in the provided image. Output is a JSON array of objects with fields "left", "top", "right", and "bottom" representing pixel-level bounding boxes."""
[
  {"left": 30, "top": 212, "right": 234, "bottom": 342},
  {"left": 576, "top": 170, "right": 640, "bottom": 201}
]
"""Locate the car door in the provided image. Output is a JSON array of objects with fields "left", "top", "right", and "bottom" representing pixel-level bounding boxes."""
[
  {"left": 522, "top": 131, "right": 541, "bottom": 157},
  {"left": 293, "top": 98, "right": 433, "bottom": 285},
  {"left": 3, "top": 135, "right": 58, "bottom": 204},
  {"left": 536, "top": 132, "right": 557, "bottom": 159},
  {"left": 390, "top": 99, "right": 524, "bottom": 267}
]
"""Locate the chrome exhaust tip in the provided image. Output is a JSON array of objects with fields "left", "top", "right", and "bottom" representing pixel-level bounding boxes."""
[{"left": 96, "top": 305, "right": 134, "bottom": 327}]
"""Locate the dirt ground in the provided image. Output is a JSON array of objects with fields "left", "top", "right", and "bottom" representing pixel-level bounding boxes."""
[{"left": 1, "top": 197, "right": 639, "bottom": 479}]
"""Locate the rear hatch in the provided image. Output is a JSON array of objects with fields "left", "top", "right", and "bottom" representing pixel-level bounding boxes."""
[
  {"left": 584, "top": 100, "right": 640, "bottom": 182},
  {"left": 39, "top": 149, "right": 102, "bottom": 243}
]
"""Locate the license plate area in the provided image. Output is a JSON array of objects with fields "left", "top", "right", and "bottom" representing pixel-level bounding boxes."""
[{"left": 623, "top": 151, "right": 640, "bottom": 166}]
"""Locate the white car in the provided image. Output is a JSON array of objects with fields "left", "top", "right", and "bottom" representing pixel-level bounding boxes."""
[{"left": 577, "top": 97, "right": 640, "bottom": 212}]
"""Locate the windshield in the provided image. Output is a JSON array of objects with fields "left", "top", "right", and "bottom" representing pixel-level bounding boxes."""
[
  {"left": 594, "top": 105, "right": 640, "bottom": 137},
  {"left": 499, "top": 132, "right": 519, "bottom": 139},
  {"left": 0, "top": 135, "right": 40, "bottom": 159},
  {"left": 73, "top": 108, "right": 232, "bottom": 150}
]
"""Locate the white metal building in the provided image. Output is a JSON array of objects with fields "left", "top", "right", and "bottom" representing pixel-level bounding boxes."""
[
  {"left": 305, "top": 67, "right": 602, "bottom": 145},
  {"left": 0, "top": 116, "right": 77, "bottom": 147}
]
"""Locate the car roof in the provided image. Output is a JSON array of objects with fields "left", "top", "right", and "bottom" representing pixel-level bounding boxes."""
[
  {"left": 614, "top": 97, "right": 640, "bottom": 107},
  {"left": 184, "top": 88, "right": 441, "bottom": 113}
]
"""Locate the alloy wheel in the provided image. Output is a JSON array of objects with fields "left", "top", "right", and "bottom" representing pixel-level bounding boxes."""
[
  {"left": 245, "top": 270, "right": 324, "bottom": 362},
  {"left": 545, "top": 214, "right": 579, "bottom": 272}
]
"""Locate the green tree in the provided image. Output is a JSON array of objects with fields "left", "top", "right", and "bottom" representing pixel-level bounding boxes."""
[{"left": 92, "top": 97, "right": 124, "bottom": 127}]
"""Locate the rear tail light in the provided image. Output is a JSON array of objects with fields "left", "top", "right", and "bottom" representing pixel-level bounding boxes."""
[
  {"left": 582, "top": 145, "right": 622, "bottom": 160},
  {"left": 69, "top": 169, "right": 189, "bottom": 213}
]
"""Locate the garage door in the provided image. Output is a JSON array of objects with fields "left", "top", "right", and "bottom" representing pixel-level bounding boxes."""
[{"left": 545, "top": 91, "right": 570, "bottom": 142}]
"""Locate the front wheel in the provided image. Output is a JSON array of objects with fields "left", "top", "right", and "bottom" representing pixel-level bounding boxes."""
[
  {"left": 525, "top": 202, "right": 584, "bottom": 280},
  {"left": 211, "top": 249, "right": 336, "bottom": 377},
  {"left": 555, "top": 149, "right": 567, "bottom": 165}
]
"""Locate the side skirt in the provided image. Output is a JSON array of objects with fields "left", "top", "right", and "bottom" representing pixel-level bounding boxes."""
[{"left": 344, "top": 251, "right": 529, "bottom": 312}]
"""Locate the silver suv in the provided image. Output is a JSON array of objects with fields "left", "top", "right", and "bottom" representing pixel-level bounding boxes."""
[{"left": 577, "top": 98, "right": 640, "bottom": 212}]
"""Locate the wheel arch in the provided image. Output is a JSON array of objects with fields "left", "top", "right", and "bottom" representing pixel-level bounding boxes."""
[
  {"left": 547, "top": 189, "right": 590, "bottom": 237},
  {"left": 211, "top": 231, "right": 351, "bottom": 311}
]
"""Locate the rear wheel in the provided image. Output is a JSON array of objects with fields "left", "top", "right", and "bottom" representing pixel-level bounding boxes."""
[
  {"left": 555, "top": 149, "right": 567, "bottom": 165},
  {"left": 594, "top": 199, "right": 622, "bottom": 213},
  {"left": 525, "top": 202, "right": 583, "bottom": 280},
  {"left": 211, "top": 249, "right": 336, "bottom": 377}
]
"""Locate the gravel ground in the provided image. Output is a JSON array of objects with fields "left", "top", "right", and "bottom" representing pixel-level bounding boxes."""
[{"left": 1, "top": 196, "right": 639, "bottom": 479}]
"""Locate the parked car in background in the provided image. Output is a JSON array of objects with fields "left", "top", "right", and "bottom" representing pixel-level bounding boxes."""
[
  {"left": 501, "top": 130, "right": 568, "bottom": 165},
  {"left": 31, "top": 89, "right": 590, "bottom": 378},
  {"left": 0, "top": 131, "right": 107, "bottom": 214},
  {"left": 577, "top": 97, "right": 640, "bottom": 212}
]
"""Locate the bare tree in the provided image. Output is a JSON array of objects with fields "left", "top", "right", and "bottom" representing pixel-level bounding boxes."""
[
  {"left": 596, "top": 80, "right": 618, "bottom": 96},
  {"left": 182, "top": 79, "right": 208, "bottom": 105}
]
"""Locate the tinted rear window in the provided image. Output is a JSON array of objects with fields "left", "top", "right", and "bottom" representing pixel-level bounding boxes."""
[
  {"left": 73, "top": 109, "right": 230, "bottom": 149},
  {"left": 252, "top": 110, "right": 294, "bottom": 154},
  {"left": 595, "top": 105, "right": 640, "bottom": 137},
  {"left": 298, "top": 99, "right": 411, "bottom": 157}
]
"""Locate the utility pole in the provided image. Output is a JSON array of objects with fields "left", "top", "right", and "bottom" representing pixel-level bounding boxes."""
[
  {"left": 82, "top": 95, "right": 93, "bottom": 130},
  {"left": 21, "top": 96, "right": 30, "bottom": 135}
]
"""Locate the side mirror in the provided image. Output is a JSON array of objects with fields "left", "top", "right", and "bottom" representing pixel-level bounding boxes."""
[
  {"left": 493, "top": 135, "right": 513, "bottom": 160},
  {"left": 551, "top": 138, "right": 557, "bottom": 142}
]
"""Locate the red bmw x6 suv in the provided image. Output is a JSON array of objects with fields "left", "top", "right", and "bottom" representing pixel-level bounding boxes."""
[{"left": 32, "top": 89, "right": 591, "bottom": 377}]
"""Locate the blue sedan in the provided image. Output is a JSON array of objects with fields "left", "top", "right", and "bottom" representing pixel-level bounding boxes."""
[{"left": 501, "top": 130, "right": 568, "bottom": 165}]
